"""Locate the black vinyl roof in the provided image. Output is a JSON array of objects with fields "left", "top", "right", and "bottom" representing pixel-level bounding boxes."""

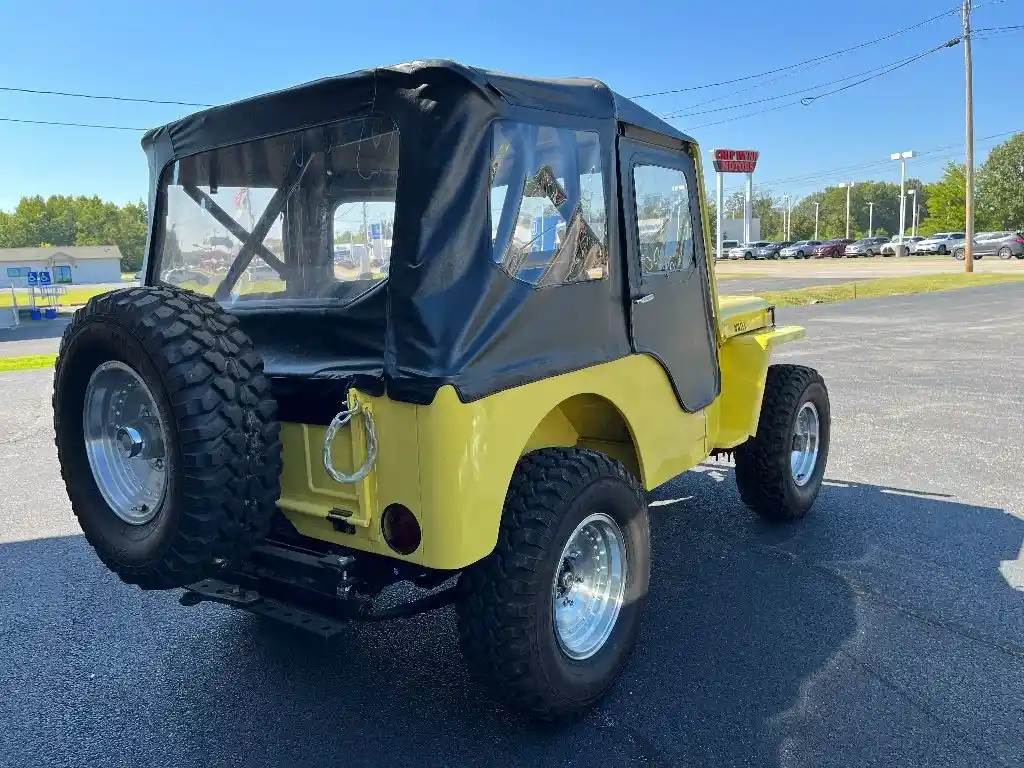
[{"left": 142, "top": 59, "right": 694, "bottom": 153}]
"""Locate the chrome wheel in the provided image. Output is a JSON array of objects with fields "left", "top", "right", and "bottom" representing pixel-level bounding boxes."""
[
  {"left": 83, "top": 361, "right": 169, "bottom": 525},
  {"left": 791, "top": 401, "right": 820, "bottom": 487},
  {"left": 552, "top": 512, "right": 627, "bottom": 660}
]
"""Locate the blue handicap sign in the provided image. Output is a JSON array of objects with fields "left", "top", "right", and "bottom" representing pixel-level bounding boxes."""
[
  {"left": 369, "top": 223, "right": 383, "bottom": 240},
  {"left": 27, "top": 271, "right": 38, "bottom": 286},
  {"left": 38, "top": 271, "right": 52, "bottom": 286}
]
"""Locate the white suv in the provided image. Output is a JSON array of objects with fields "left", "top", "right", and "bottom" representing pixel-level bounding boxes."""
[{"left": 916, "top": 232, "right": 966, "bottom": 255}]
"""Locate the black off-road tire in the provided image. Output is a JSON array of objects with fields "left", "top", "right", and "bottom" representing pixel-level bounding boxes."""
[
  {"left": 734, "top": 364, "right": 830, "bottom": 522},
  {"left": 53, "top": 286, "right": 282, "bottom": 589},
  {"left": 456, "top": 448, "right": 650, "bottom": 721}
]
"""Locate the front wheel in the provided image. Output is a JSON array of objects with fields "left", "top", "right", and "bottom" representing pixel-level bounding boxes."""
[
  {"left": 938, "top": 245, "right": 948, "bottom": 255},
  {"left": 735, "top": 365, "right": 831, "bottom": 521},
  {"left": 457, "top": 448, "right": 650, "bottom": 721},
  {"left": 865, "top": 249, "right": 874, "bottom": 257}
]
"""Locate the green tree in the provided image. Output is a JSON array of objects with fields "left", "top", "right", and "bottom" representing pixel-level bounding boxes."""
[
  {"left": 920, "top": 163, "right": 970, "bottom": 235},
  {"left": 0, "top": 195, "right": 149, "bottom": 271},
  {"left": 723, "top": 189, "right": 786, "bottom": 240},
  {"left": 977, "top": 133, "right": 1024, "bottom": 229}
]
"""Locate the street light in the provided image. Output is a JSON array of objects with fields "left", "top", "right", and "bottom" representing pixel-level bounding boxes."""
[
  {"left": 814, "top": 201, "right": 820, "bottom": 241},
  {"left": 844, "top": 182, "right": 855, "bottom": 239},
  {"left": 891, "top": 150, "right": 915, "bottom": 244},
  {"left": 908, "top": 189, "right": 918, "bottom": 236}
]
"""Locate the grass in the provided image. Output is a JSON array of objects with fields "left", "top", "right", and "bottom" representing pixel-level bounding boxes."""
[
  {"left": 0, "top": 353, "right": 58, "bottom": 372},
  {"left": 760, "top": 272, "right": 1024, "bottom": 307}
]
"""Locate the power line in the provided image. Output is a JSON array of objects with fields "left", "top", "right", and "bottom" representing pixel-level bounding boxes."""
[
  {"left": 631, "top": 6, "right": 960, "bottom": 98},
  {"left": 679, "top": 38, "right": 959, "bottom": 130},
  {"left": 798, "top": 38, "right": 961, "bottom": 106},
  {"left": 0, "top": 85, "right": 212, "bottom": 108},
  {"left": 662, "top": 46, "right": 947, "bottom": 119},
  {"left": 0, "top": 116, "right": 147, "bottom": 131}
]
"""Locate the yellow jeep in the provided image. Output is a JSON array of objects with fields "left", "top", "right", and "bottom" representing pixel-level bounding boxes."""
[{"left": 53, "top": 61, "right": 830, "bottom": 720}]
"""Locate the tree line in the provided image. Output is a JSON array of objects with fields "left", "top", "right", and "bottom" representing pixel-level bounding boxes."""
[
  {"left": 709, "top": 133, "right": 1024, "bottom": 241},
  {"left": 0, "top": 196, "right": 148, "bottom": 271}
]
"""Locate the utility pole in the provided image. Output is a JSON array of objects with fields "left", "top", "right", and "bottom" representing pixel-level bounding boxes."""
[
  {"left": 782, "top": 194, "right": 790, "bottom": 240},
  {"left": 963, "top": 0, "right": 975, "bottom": 272},
  {"left": 788, "top": 197, "right": 793, "bottom": 240},
  {"left": 360, "top": 201, "right": 372, "bottom": 277},
  {"left": 844, "top": 182, "right": 854, "bottom": 239},
  {"left": 868, "top": 202, "right": 874, "bottom": 237},
  {"left": 814, "top": 201, "right": 820, "bottom": 241}
]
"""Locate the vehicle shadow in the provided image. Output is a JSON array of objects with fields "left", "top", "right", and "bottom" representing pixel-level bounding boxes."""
[{"left": 1, "top": 467, "right": 1021, "bottom": 768}]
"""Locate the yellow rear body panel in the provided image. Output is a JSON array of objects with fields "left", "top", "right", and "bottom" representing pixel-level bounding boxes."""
[
  {"left": 277, "top": 354, "right": 707, "bottom": 570},
  {"left": 276, "top": 285, "right": 805, "bottom": 570}
]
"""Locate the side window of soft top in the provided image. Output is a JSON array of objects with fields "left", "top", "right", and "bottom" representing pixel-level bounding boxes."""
[{"left": 632, "top": 164, "right": 695, "bottom": 275}]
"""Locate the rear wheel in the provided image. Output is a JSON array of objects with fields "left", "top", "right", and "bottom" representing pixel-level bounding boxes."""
[
  {"left": 953, "top": 248, "right": 966, "bottom": 261},
  {"left": 999, "top": 247, "right": 1013, "bottom": 260},
  {"left": 735, "top": 365, "right": 830, "bottom": 521},
  {"left": 53, "top": 286, "right": 282, "bottom": 589},
  {"left": 457, "top": 448, "right": 650, "bottom": 721}
]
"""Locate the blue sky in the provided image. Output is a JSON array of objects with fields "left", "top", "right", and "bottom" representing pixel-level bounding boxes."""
[{"left": 0, "top": 0, "right": 1020, "bottom": 211}]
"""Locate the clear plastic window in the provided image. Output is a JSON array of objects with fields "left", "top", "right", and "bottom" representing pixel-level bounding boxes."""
[
  {"left": 154, "top": 115, "right": 399, "bottom": 307},
  {"left": 632, "top": 164, "right": 695, "bottom": 274},
  {"left": 489, "top": 122, "right": 607, "bottom": 286}
]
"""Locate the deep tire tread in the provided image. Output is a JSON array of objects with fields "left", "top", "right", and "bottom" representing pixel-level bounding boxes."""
[
  {"left": 455, "top": 447, "right": 647, "bottom": 721},
  {"left": 734, "top": 364, "right": 828, "bottom": 521},
  {"left": 53, "top": 286, "right": 282, "bottom": 590}
]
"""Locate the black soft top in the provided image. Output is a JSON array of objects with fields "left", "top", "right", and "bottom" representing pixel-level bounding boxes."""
[
  {"left": 141, "top": 60, "right": 692, "bottom": 163},
  {"left": 142, "top": 60, "right": 701, "bottom": 414}
]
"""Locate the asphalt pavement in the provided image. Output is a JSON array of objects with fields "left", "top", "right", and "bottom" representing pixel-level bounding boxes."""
[{"left": 1, "top": 283, "right": 1022, "bottom": 767}]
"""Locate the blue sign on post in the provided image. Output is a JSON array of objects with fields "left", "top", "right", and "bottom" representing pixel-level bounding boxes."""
[
  {"left": 369, "top": 223, "right": 383, "bottom": 240},
  {"left": 26, "top": 271, "right": 52, "bottom": 286},
  {"left": 27, "top": 271, "right": 38, "bottom": 286}
]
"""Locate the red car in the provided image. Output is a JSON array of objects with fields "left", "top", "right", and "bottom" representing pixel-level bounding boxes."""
[{"left": 812, "top": 238, "right": 854, "bottom": 258}]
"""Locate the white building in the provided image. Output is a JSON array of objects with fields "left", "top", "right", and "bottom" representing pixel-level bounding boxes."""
[{"left": 0, "top": 246, "right": 124, "bottom": 288}]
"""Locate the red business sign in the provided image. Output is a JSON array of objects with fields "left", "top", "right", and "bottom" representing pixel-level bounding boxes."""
[{"left": 712, "top": 149, "right": 759, "bottom": 173}]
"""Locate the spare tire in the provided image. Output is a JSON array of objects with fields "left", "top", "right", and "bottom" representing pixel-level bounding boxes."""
[{"left": 53, "top": 286, "right": 282, "bottom": 589}]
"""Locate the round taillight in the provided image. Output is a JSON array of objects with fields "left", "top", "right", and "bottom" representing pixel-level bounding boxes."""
[{"left": 382, "top": 504, "right": 421, "bottom": 555}]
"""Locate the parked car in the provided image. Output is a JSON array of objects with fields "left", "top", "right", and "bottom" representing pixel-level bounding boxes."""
[
  {"left": 757, "top": 241, "right": 793, "bottom": 259},
  {"left": 879, "top": 235, "right": 923, "bottom": 256},
  {"left": 844, "top": 236, "right": 890, "bottom": 257},
  {"left": 915, "top": 232, "right": 966, "bottom": 255},
  {"left": 950, "top": 231, "right": 1024, "bottom": 260},
  {"left": 715, "top": 239, "right": 739, "bottom": 259},
  {"left": 333, "top": 244, "right": 358, "bottom": 269},
  {"left": 779, "top": 240, "right": 821, "bottom": 259},
  {"left": 812, "top": 238, "right": 854, "bottom": 258},
  {"left": 728, "top": 241, "right": 772, "bottom": 260}
]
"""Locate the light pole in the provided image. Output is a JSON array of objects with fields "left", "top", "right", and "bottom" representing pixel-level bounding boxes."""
[
  {"left": 868, "top": 202, "right": 874, "bottom": 237},
  {"left": 844, "top": 182, "right": 854, "bottom": 239},
  {"left": 891, "top": 150, "right": 915, "bottom": 246},
  {"left": 782, "top": 194, "right": 790, "bottom": 240},
  {"left": 814, "top": 201, "right": 820, "bottom": 241},
  {"left": 908, "top": 189, "right": 918, "bottom": 236}
]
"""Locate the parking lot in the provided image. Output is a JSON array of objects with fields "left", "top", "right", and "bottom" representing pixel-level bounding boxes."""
[{"left": 1, "top": 282, "right": 1021, "bottom": 767}]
